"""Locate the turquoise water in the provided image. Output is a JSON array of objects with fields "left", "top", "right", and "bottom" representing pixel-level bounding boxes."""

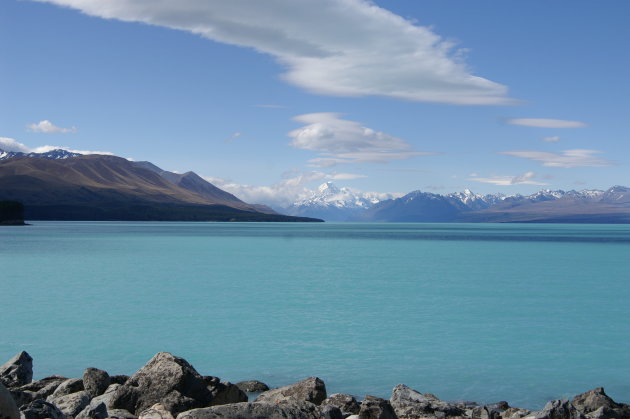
[{"left": 1, "top": 222, "right": 630, "bottom": 409}]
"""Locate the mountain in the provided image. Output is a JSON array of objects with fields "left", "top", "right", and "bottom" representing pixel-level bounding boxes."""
[
  {"left": 0, "top": 151, "right": 320, "bottom": 222},
  {"left": 281, "top": 182, "right": 392, "bottom": 221},
  {"left": 360, "top": 187, "right": 630, "bottom": 223},
  {"left": 0, "top": 148, "right": 82, "bottom": 160}
]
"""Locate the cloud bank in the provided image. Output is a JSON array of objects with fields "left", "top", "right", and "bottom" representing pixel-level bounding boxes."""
[
  {"left": 34, "top": 0, "right": 512, "bottom": 105},
  {"left": 27, "top": 120, "right": 78, "bottom": 133},
  {"left": 500, "top": 149, "right": 614, "bottom": 168},
  {"left": 0, "top": 136, "right": 112, "bottom": 155},
  {"left": 288, "top": 113, "right": 434, "bottom": 167},
  {"left": 507, "top": 118, "right": 587, "bottom": 128}
]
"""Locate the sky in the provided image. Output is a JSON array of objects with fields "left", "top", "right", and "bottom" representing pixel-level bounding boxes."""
[{"left": 2, "top": 0, "right": 629, "bottom": 207}]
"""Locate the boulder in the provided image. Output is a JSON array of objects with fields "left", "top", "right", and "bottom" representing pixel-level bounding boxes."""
[
  {"left": 254, "top": 377, "right": 327, "bottom": 405},
  {"left": 471, "top": 406, "right": 502, "bottom": 419},
  {"left": 105, "top": 409, "right": 137, "bottom": 419},
  {"left": 502, "top": 407, "right": 531, "bottom": 419},
  {"left": 74, "top": 402, "right": 108, "bottom": 419},
  {"left": 175, "top": 401, "right": 340, "bottom": 419},
  {"left": 0, "top": 382, "right": 20, "bottom": 419},
  {"left": 206, "top": 381, "right": 247, "bottom": 406},
  {"left": 47, "top": 391, "right": 91, "bottom": 419},
  {"left": 138, "top": 404, "right": 175, "bottom": 419},
  {"left": 234, "top": 380, "right": 269, "bottom": 393},
  {"left": 19, "top": 399, "right": 66, "bottom": 419},
  {"left": 0, "top": 352, "right": 33, "bottom": 388},
  {"left": 524, "top": 399, "right": 585, "bottom": 419},
  {"left": 83, "top": 369, "right": 111, "bottom": 398},
  {"left": 52, "top": 379, "right": 85, "bottom": 398},
  {"left": 322, "top": 393, "right": 361, "bottom": 416},
  {"left": 389, "top": 384, "right": 464, "bottom": 418},
  {"left": 571, "top": 388, "right": 630, "bottom": 418},
  {"left": 110, "top": 376, "right": 129, "bottom": 386},
  {"left": 18, "top": 376, "right": 68, "bottom": 400},
  {"left": 75, "top": 384, "right": 121, "bottom": 419},
  {"left": 108, "top": 352, "right": 212, "bottom": 416},
  {"left": 358, "top": 396, "right": 398, "bottom": 419}
]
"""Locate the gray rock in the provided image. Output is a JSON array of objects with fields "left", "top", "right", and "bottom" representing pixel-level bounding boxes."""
[
  {"left": 176, "top": 401, "right": 337, "bottom": 419},
  {"left": 9, "top": 390, "right": 35, "bottom": 408},
  {"left": 18, "top": 376, "right": 68, "bottom": 401},
  {"left": 83, "top": 370, "right": 111, "bottom": 398},
  {"left": 0, "top": 352, "right": 33, "bottom": 388},
  {"left": 0, "top": 382, "right": 20, "bottom": 419},
  {"left": 207, "top": 382, "right": 247, "bottom": 406},
  {"left": 389, "top": 384, "right": 464, "bottom": 418},
  {"left": 234, "top": 380, "right": 269, "bottom": 393},
  {"left": 322, "top": 393, "right": 361, "bottom": 416},
  {"left": 47, "top": 391, "right": 91, "bottom": 419},
  {"left": 524, "top": 399, "right": 585, "bottom": 419},
  {"left": 52, "top": 380, "right": 85, "bottom": 398},
  {"left": 105, "top": 409, "right": 137, "bottom": 419},
  {"left": 137, "top": 404, "right": 174, "bottom": 419},
  {"left": 109, "top": 377, "right": 129, "bottom": 386},
  {"left": 254, "top": 377, "right": 327, "bottom": 405},
  {"left": 108, "top": 352, "right": 212, "bottom": 416},
  {"left": 471, "top": 406, "right": 502, "bottom": 419},
  {"left": 75, "top": 402, "right": 108, "bottom": 419},
  {"left": 19, "top": 399, "right": 66, "bottom": 419},
  {"left": 502, "top": 407, "right": 531, "bottom": 419},
  {"left": 319, "top": 405, "right": 343, "bottom": 419},
  {"left": 571, "top": 388, "right": 630, "bottom": 418},
  {"left": 358, "top": 396, "right": 398, "bottom": 419}
]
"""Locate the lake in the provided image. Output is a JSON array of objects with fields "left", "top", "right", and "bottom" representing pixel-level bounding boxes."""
[{"left": 1, "top": 221, "right": 629, "bottom": 409}]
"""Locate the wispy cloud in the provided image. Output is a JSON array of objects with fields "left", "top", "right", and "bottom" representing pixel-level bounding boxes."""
[
  {"left": 27, "top": 120, "right": 77, "bottom": 133},
  {"left": 288, "top": 113, "right": 434, "bottom": 167},
  {"left": 469, "top": 171, "right": 547, "bottom": 186},
  {"left": 506, "top": 118, "right": 587, "bottom": 128},
  {"left": 542, "top": 136, "right": 560, "bottom": 142},
  {"left": 0, "top": 136, "right": 111, "bottom": 156},
  {"left": 499, "top": 149, "right": 614, "bottom": 168},
  {"left": 225, "top": 132, "right": 242, "bottom": 143},
  {"left": 35, "top": 0, "right": 512, "bottom": 105}
]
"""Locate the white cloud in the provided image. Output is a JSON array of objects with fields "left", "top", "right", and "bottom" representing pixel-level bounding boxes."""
[
  {"left": 542, "top": 136, "right": 560, "bottom": 142},
  {"left": 225, "top": 132, "right": 242, "bottom": 143},
  {"left": 0, "top": 137, "right": 30, "bottom": 152},
  {"left": 0, "top": 137, "right": 111, "bottom": 156},
  {"left": 506, "top": 118, "right": 587, "bottom": 128},
  {"left": 288, "top": 113, "right": 434, "bottom": 167},
  {"left": 469, "top": 171, "right": 547, "bottom": 186},
  {"left": 34, "top": 0, "right": 512, "bottom": 105},
  {"left": 27, "top": 120, "right": 78, "bottom": 133},
  {"left": 499, "top": 149, "right": 614, "bottom": 168},
  {"left": 204, "top": 170, "right": 367, "bottom": 207}
]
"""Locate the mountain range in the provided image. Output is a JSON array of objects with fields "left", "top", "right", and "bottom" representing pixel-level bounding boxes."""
[
  {"left": 0, "top": 149, "right": 320, "bottom": 222},
  {"left": 281, "top": 182, "right": 630, "bottom": 223}
]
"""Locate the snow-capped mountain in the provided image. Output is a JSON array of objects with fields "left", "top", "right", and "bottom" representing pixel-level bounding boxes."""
[
  {"left": 0, "top": 148, "right": 82, "bottom": 160},
  {"left": 281, "top": 182, "right": 397, "bottom": 221}
]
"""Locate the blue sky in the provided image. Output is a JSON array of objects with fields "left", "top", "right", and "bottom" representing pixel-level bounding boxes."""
[{"left": 2, "top": 0, "right": 629, "bottom": 207}]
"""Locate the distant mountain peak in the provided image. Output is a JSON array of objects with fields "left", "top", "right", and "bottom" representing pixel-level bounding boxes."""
[{"left": 0, "top": 148, "right": 82, "bottom": 161}]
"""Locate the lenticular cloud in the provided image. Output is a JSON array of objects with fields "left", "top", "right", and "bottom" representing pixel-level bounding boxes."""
[{"left": 34, "top": 0, "right": 513, "bottom": 105}]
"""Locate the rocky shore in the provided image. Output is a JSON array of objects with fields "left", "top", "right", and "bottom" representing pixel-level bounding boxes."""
[{"left": 1, "top": 351, "right": 628, "bottom": 419}]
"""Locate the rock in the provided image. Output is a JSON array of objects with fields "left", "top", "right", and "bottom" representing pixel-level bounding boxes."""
[
  {"left": 389, "top": 384, "right": 464, "bottom": 418},
  {"left": 19, "top": 399, "right": 66, "bottom": 419},
  {"left": 502, "top": 407, "right": 531, "bottom": 419},
  {"left": 83, "top": 369, "right": 111, "bottom": 398},
  {"left": 524, "top": 399, "right": 585, "bottom": 419},
  {"left": 254, "top": 377, "right": 327, "bottom": 405},
  {"left": 105, "top": 409, "right": 137, "bottom": 419},
  {"left": 471, "top": 406, "right": 502, "bottom": 419},
  {"left": 176, "top": 401, "right": 338, "bottom": 419},
  {"left": 138, "top": 404, "right": 175, "bottom": 419},
  {"left": 0, "top": 382, "right": 20, "bottom": 419},
  {"left": 322, "top": 393, "right": 361, "bottom": 416},
  {"left": 0, "top": 352, "right": 33, "bottom": 388},
  {"left": 75, "top": 402, "right": 108, "bottom": 419},
  {"left": 10, "top": 390, "right": 35, "bottom": 408},
  {"left": 109, "top": 376, "right": 129, "bottom": 386},
  {"left": 52, "top": 379, "right": 85, "bottom": 398},
  {"left": 206, "top": 381, "right": 247, "bottom": 406},
  {"left": 74, "top": 385, "right": 121, "bottom": 419},
  {"left": 234, "top": 380, "right": 269, "bottom": 393},
  {"left": 571, "top": 388, "right": 630, "bottom": 418},
  {"left": 18, "top": 376, "right": 68, "bottom": 400},
  {"left": 358, "top": 396, "right": 398, "bottom": 419},
  {"left": 47, "top": 391, "right": 91, "bottom": 419},
  {"left": 108, "top": 352, "right": 212, "bottom": 416}
]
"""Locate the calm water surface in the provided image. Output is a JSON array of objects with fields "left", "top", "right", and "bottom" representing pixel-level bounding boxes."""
[{"left": 1, "top": 222, "right": 629, "bottom": 409}]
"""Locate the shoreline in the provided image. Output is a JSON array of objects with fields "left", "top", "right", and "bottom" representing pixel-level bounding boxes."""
[{"left": 2, "top": 351, "right": 628, "bottom": 419}]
